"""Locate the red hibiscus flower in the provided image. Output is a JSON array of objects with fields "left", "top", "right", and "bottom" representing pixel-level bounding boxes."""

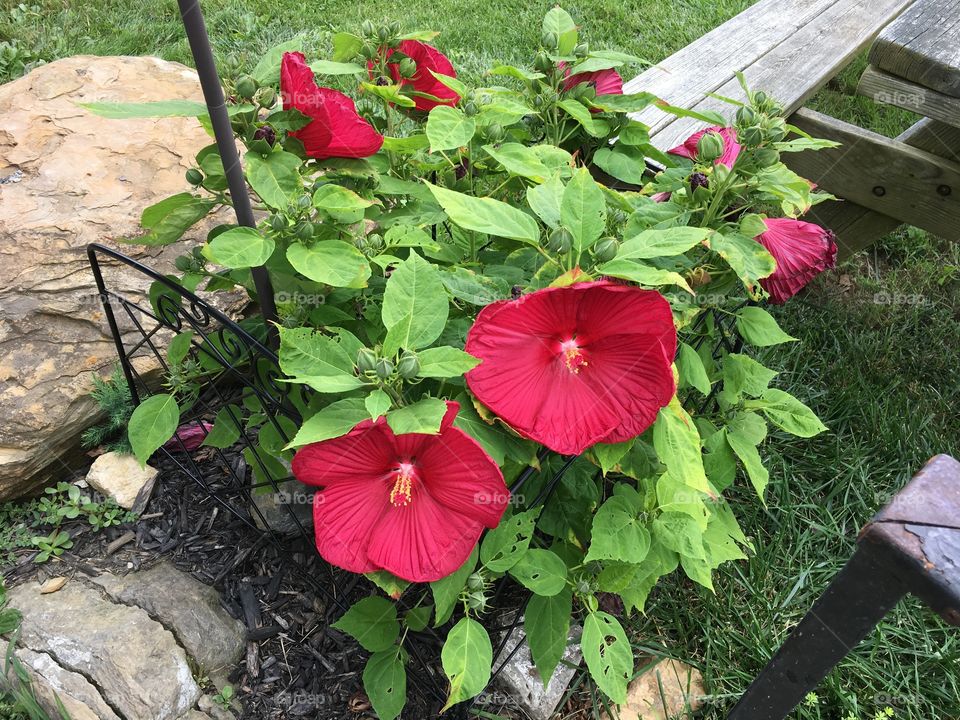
[
  {"left": 668, "top": 126, "right": 741, "bottom": 168},
  {"left": 465, "top": 281, "right": 677, "bottom": 456},
  {"left": 291, "top": 401, "right": 507, "bottom": 582},
  {"left": 280, "top": 51, "right": 383, "bottom": 159},
  {"left": 163, "top": 421, "right": 213, "bottom": 452},
  {"left": 562, "top": 66, "right": 624, "bottom": 97},
  {"left": 755, "top": 217, "right": 837, "bottom": 304},
  {"left": 382, "top": 40, "right": 459, "bottom": 111}
]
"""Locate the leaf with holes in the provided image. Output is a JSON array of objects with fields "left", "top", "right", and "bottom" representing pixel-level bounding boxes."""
[
  {"left": 585, "top": 493, "right": 651, "bottom": 564},
  {"left": 525, "top": 588, "right": 571, "bottom": 685},
  {"left": 480, "top": 508, "right": 538, "bottom": 572},
  {"left": 441, "top": 617, "right": 493, "bottom": 712},
  {"left": 363, "top": 648, "right": 407, "bottom": 720},
  {"left": 508, "top": 549, "right": 567, "bottom": 596},
  {"left": 581, "top": 611, "right": 632, "bottom": 703}
]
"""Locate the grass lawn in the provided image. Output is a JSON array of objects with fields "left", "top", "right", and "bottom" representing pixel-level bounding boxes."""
[{"left": 3, "top": 1, "right": 959, "bottom": 719}]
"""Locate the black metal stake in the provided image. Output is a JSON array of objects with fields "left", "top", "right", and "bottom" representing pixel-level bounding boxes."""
[{"left": 176, "top": 0, "right": 279, "bottom": 346}]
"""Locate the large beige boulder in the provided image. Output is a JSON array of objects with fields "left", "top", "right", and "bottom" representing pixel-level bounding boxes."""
[{"left": 0, "top": 55, "right": 224, "bottom": 499}]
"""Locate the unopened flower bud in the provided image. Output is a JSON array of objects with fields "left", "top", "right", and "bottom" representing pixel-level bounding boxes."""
[
  {"left": 235, "top": 75, "right": 257, "bottom": 100},
  {"left": 764, "top": 118, "right": 787, "bottom": 143},
  {"left": 575, "top": 580, "right": 592, "bottom": 595},
  {"left": 740, "top": 125, "right": 763, "bottom": 147},
  {"left": 377, "top": 26, "right": 391, "bottom": 42},
  {"left": 397, "top": 351, "right": 420, "bottom": 379},
  {"left": 541, "top": 31, "right": 559, "bottom": 50},
  {"left": 269, "top": 214, "right": 287, "bottom": 232},
  {"left": 465, "top": 590, "right": 488, "bottom": 612},
  {"left": 375, "top": 357, "right": 394, "bottom": 379},
  {"left": 466, "top": 572, "right": 485, "bottom": 591},
  {"left": 361, "top": 20, "right": 376, "bottom": 37},
  {"left": 360, "top": 42, "right": 378, "bottom": 60},
  {"left": 185, "top": 168, "right": 204, "bottom": 186},
  {"left": 753, "top": 90, "right": 768, "bottom": 108},
  {"left": 696, "top": 131, "right": 725, "bottom": 163},
  {"left": 593, "top": 237, "right": 618, "bottom": 263},
  {"left": 463, "top": 101, "right": 478, "bottom": 117},
  {"left": 174, "top": 255, "right": 193, "bottom": 272},
  {"left": 296, "top": 222, "right": 314, "bottom": 241},
  {"left": 485, "top": 123, "right": 504, "bottom": 143},
  {"left": 390, "top": 21, "right": 402, "bottom": 35},
  {"left": 534, "top": 52, "right": 553, "bottom": 74},
  {"left": 366, "top": 232, "right": 384, "bottom": 252},
  {"left": 689, "top": 172, "right": 710, "bottom": 191},
  {"left": 574, "top": 42, "right": 589, "bottom": 57},
  {"left": 297, "top": 194, "right": 312, "bottom": 210},
  {"left": 356, "top": 348, "right": 378, "bottom": 373},
  {"left": 547, "top": 227, "right": 573, "bottom": 254},
  {"left": 253, "top": 125, "right": 276, "bottom": 146},
  {"left": 398, "top": 57, "right": 417, "bottom": 79},
  {"left": 736, "top": 105, "right": 757, "bottom": 126}
]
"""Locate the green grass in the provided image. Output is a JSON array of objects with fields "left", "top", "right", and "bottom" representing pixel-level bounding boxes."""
[{"left": 3, "top": 1, "right": 959, "bottom": 718}]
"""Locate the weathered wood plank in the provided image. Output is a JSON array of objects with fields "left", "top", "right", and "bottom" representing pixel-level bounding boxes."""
[
  {"left": 869, "top": 0, "right": 960, "bottom": 98},
  {"left": 786, "top": 109, "right": 960, "bottom": 240},
  {"left": 789, "top": 117, "right": 960, "bottom": 257},
  {"left": 858, "top": 65, "right": 960, "bottom": 128},
  {"left": 635, "top": 0, "right": 916, "bottom": 151}
]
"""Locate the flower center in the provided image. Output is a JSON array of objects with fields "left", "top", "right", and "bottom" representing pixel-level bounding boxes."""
[
  {"left": 389, "top": 462, "right": 418, "bottom": 507},
  {"left": 559, "top": 338, "right": 588, "bottom": 374}
]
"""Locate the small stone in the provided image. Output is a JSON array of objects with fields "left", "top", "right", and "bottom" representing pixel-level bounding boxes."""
[
  {"left": 84, "top": 451, "right": 158, "bottom": 512},
  {"left": 39, "top": 577, "right": 67, "bottom": 594},
  {"left": 493, "top": 617, "right": 582, "bottom": 720},
  {"left": 601, "top": 659, "right": 706, "bottom": 720}
]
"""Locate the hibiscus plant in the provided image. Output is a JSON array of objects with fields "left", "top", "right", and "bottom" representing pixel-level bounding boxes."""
[{"left": 94, "top": 7, "right": 840, "bottom": 714}]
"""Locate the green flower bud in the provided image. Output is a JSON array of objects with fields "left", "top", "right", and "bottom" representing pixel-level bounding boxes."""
[
  {"left": 398, "top": 57, "right": 417, "bottom": 79},
  {"left": 375, "top": 357, "right": 394, "bottom": 379},
  {"left": 377, "top": 26, "right": 391, "bottom": 42},
  {"left": 389, "top": 21, "right": 402, "bottom": 35},
  {"left": 256, "top": 86, "right": 277, "bottom": 108},
  {"left": 575, "top": 580, "right": 592, "bottom": 595},
  {"left": 463, "top": 101, "right": 478, "bottom": 117},
  {"left": 356, "top": 348, "right": 378, "bottom": 373},
  {"left": 593, "top": 237, "right": 619, "bottom": 263},
  {"left": 541, "top": 31, "right": 559, "bottom": 50},
  {"left": 753, "top": 147, "right": 780, "bottom": 168},
  {"left": 532, "top": 94, "right": 545, "bottom": 108},
  {"left": 235, "top": 75, "right": 257, "bottom": 100},
  {"left": 296, "top": 222, "right": 314, "bottom": 241},
  {"left": 696, "top": 131, "right": 725, "bottom": 163},
  {"left": 366, "top": 232, "right": 384, "bottom": 252},
  {"left": 735, "top": 105, "right": 757, "bottom": 126},
  {"left": 764, "top": 118, "right": 787, "bottom": 143},
  {"left": 740, "top": 125, "right": 763, "bottom": 147},
  {"left": 397, "top": 351, "right": 420, "bottom": 379},
  {"left": 574, "top": 42, "right": 589, "bottom": 57},
  {"left": 269, "top": 214, "right": 287, "bottom": 232},
  {"left": 174, "top": 255, "right": 193, "bottom": 272},
  {"left": 297, "top": 194, "right": 312, "bottom": 210},
  {"left": 465, "top": 590, "right": 488, "bottom": 613},
  {"left": 360, "top": 42, "right": 378, "bottom": 60},
  {"left": 753, "top": 90, "right": 768, "bottom": 107},
  {"left": 466, "top": 572, "right": 485, "bottom": 591},
  {"left": 185, "top": 168, "right": 204, "bottom": 186},
  {"left": 485, "top": 123, "right": 504, "bottom": 143},
  {"left": 361, "top": 20, "right": 376, "bottom": 37},
  {"left": 547, "top": 227, "right": 573, "bottom": 254},
  {"left": 534, "top": 51, "right": 553, "bottom": 74}
]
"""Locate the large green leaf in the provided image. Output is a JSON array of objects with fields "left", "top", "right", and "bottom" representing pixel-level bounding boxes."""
[
  {"left": 652, "top": 511, "right": 706, "bottom": 560},
  {"left": 431, "top": 545, "right": 478, "bottom": 626},
  {"left": 616, "top": 227, "right": 709, "bottom": 260},
  {"left": 592, "top": 144, "right": 646, "bottom": 185},
  {"left": 585, "top": 492, "right": 651, "bottom": 564},
  {"left": 363, "top": 649, "right": 407, "bottom": 720},
  {"left": 597, "top": 259, "right": 693, "bottom": 292},
  {"left": 542, "top": 7, "right": 578, "bottom": 56},
  {"left": 427, "top": 183, "right": 541, "bottom": 244},
  {"left": 752, "top": 388, "right": 827, "bottom": 437},
  {"left": 80, "top": 100, "right": 208, "bottom": 119},
  {"left": 726, "top": 411, "right": 769, "bottom": 501},
  {"left": 557, "top": 99, "right": 609, "bottom": 137},
  {"left": 508, "top": 549, "right": 567, "bottom": 596},
  {"left": 381, "top": 252, "right": 449, "bottom": 355},
  {"left": 425, "top": 106, "right": 476, "bottom": 152},
  {"left": 207, "top": 227, "right": 275, "bottom": 269},
  {"left": 313, "top": 183, "right": 374, "bottom": 224},
  {"left": 201, "top": 404, "right": 243, "bottom": 449},
  {"left": 416, "top": 346, "right": 481, "bottom": 378},
  {"left": 128, "top": 394, "right": 180, "bottom": 466},
  {"left": 653, "top": 399, "right": 710, "bottom": 494},
  {"left": 287, "top": 397, "right": 368, "bottom": 447},
  {"left": 385, "top": 397, "right": 448, "bottom": 435},
  {"left": 561, "top": 167, "right": 606, "bottom": 258},
  {"left": 480, "top": 508, "right": 538, "bottom": 572},
  {"left": 526, "top": 175, "right": 565, "bottom": 229},
  {"left": 245, "top": 151, "right": 303, "bottom": 209},
  {"left": 581, "top": 612, "right": 632, "bottom": 703},
  {"left": 676, "top": 342, "right": 711, "bottom": 395},
  {"left": 441, "top": 617, "right": 493, "bottom": 711},
  {"left": 710, "top": 232, "right": 776, "bottom": 288},
  {"left": 736, "top": 306, "right": 797, "bottom": 347},
  {"left": 252, "top": 38, "right": 304, "bottom": 84},
  {"left": 332, "top": 596, "right": 400, "bottom": 652},
  {"left": 287, "top": 241, "right": 371, "bottom": 288},
  {"left": 525, "top": 589, "right": 571, "bottom": 685},
  {"left": 278, "top": 326, "right": 364, "bottom": 393},
  {"left": 484, "top": 143, "right": 551, "bottom": 181},
  {"left": 309, "top": 59, "right": 366, "bottom": 75},
  {"left": 136, "top": 193, "right": 215, "bottom": 246}
]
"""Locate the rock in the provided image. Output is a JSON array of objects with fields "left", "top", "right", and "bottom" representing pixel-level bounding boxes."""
[
  {"left": 198, "top": 694, "right": 239, "bottom": 719},
  {"left": 251, "top": 482, "right": 315, "bottom": 536},
  {"left": 13, "top": 647, "right": 121, "bottom": 720},
  {"left": 85, "top": 450, "right": 158, "bottom": 511},
  {"left": 39, "top": 576, "right": 67, "bottom": 594},
  {"left": 9, "top": 579, "right": 201, "bottom": 720},
  {"left": 602, "top": 659, "right": 706, "bottom": 720},
  {"left": 90, "top": 561, "right": 245, "bottom": 679},
  {"left": 493, "top": 617, "right": 583, "bottom": 720},
  {"left": 0, "top": 55, "right": 228, "bottom": 500}
]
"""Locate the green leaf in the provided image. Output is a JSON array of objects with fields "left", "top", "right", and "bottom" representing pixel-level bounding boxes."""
[
  {"left": 441, "top": 617, "right": 493, "bottom": 712},
  {"left": 754, "top": 388, "right": 827, "bottom": 437},
  {"left": 425, "top": 106, "right": 476, "bottom": 152},
  {"left": 386, "top": 397, "right": 448, "bottom": 435},
  {"left": 508, "top": 549, "right": 567, "bottom": 596},
  {"left": 427, "top": 183, "right": 541, "bottom": 244},
  {"left": 581, "top": 612, "right": 632, "bottom": 703},
  {"left": 361, "top": 81, "right": 416, "bottom": 108},
  {"left": 381, "top": 134, "right": 431, "bottom": 154},
  {"left": 525, "top": 589, "right": 571, "bottom": 685},
  {"left": 207, "top": 227, "right": 275, "bottom": 269},
  {"left": 597, "top": 259, "right": 693, "bottom": 292},
  {"left": 526, "top": 175, "right": 565, "bottom": 229},
  {"left": 592, "top": 144, "right": 646, "bottom": 185},
  {"left": 483, "top": 143, "right": 550, "bottom": 181},
  {"left": 722, "top": 353, "right": 776, "bottom": 398},
  {"left": 736, "top": 306, "right": 797, "bottom": 347},
  {"left": 726, "top": 412, "right": 769, "bottom": 501},
  {"left": 365, "top": 389, "right": 392, "bottom": 420},
  {"left": 287, "top": 241, "right": 371, "bottom": 288},
  {"left": 404, "top": 605, "right": 433, "bottom": 631},
  {"left": 128, "top": 394, "right": 180, "bottom": 466},
  {"left": 431, "top": 545, "right": 478, "bottom": 626},
  {"left": 710, "top": 232, "right": 776, "bottom": 288},
  {"left": 79, "top": 99, "right": 208, "bottom": 119},
  {"left": 677, "top": 342, "right": 711, "bottom": 395},
  {"left": 309, "top": 59, "right": 366, "bottom": 75},
  {"left": 653, "top": 399, "right": 710, "bottom": 494},
  {"left": 332, "top": 32, "right": 363, "bottom": 62},
  {"left": 652, "top": 511, "right": 706, "bottom": 560},
  {"left": 201, "top": 405, "right": 243, "bottom": 449},
  {"left": 480, "top": 508, "right": 538, "bottom": 572},
  {"left": 593, "top": 439, "right": 633, "bottom": 475},
  {"left": 332, "top": 596, "right": 400, "bottom": 652},
  {"left": 136, "top": 193, "right": 215, "bottom": 246},
  {"left": 656, "top": 101, "right": 727, "bottom": 127},
  {"left": 488, "top": 64, "right": 545, "bottom": 81},
  {"left": 452, "top": 397, "right": 511, "bottom": 465},
  {"left": 278, "top": 326, "right": 365, "bottom": 393},
  {"left": 440, "top": 267, "right": 510, "bottom": 305},
  {"left": 287, "top": 397, "right": 368, "bottom": 447},
  {"left": 245, "top": 151, "right": 303, "bottom": 210},
  {"left": 616, "top": 226, "right": 709, "bottom": 260},
  {"left": 313, "top": 183, "right": 375, "bottom": 223},
  {"left": 589, "top": 92, "right": 658, "bottom": 113},
  {"left": 381, "top": 251, "right": 449, "bottom": 355},
  {"left": 363, "top": 649, "right": 406, "bottom": 720},
  {"left": 252, "top": 38, "right": 304, "bottom": 84},
  {"left": 561, "top": 167, "right": 606, "bottom": 258},
  {"left": 542, "top": 7, "right": 578, "bottom": 56},
  {"left": 557, "top": 98, "right": 609, "bottom": 138},
  {"left": 585, "top": 493, "right": 651, "bottom": 563},
  {"left": 416, "top": 347, "right": 481, "bottom": 378}
]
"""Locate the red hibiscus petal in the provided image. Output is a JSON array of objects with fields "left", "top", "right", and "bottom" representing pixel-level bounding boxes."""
[
  {"left": 387, "top": 40, "right": 460, "bottom": 111},
  {"left": 291, "top": 419, "right": 393, "bottom": 488},
  {"left": 367, "top": 490, "right": 484, "bottom": 582},
  {"left": 312, "top": 477, "right": 389, "bottom": 574},
  {"left": 757, "top": 217, "right": 837, "bottom": 304},
  {"left": 668, "top": 126, "right": 741, "bottom": 168}
]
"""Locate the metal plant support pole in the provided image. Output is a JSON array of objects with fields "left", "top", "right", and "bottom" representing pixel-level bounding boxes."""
[
  {"left": 728, "top": 454, "right": 960, "bottom": 719},
  {"left": 176, "top": 0, "right": 279, "bottom": 346}
]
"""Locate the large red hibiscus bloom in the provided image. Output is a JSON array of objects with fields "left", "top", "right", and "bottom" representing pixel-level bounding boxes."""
[
  {"left": 383, "top": 40, "right": 459, "bottom": 111},
  {"left": 562, "top": 66, "right": 624, "bottom": 97},
  {"left": 280, "top": 51, "right": 383, "bottom": 159},
  {"left": 291, "top": 401, "right": 507, "bottom": 582},
  {"left": 755, "top": 217, "right": 837, "bottom": 304},
  {"left": 465, "top": 281, "right": 677, "bottom": 456},
  {"left": 668, "top": 126, "right": 741, "bottom": 168}
]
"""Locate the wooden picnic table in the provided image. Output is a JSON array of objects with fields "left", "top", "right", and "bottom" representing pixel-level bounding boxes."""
[{"left": 629, "top": 0, "right": 960, "bottom": 258}]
